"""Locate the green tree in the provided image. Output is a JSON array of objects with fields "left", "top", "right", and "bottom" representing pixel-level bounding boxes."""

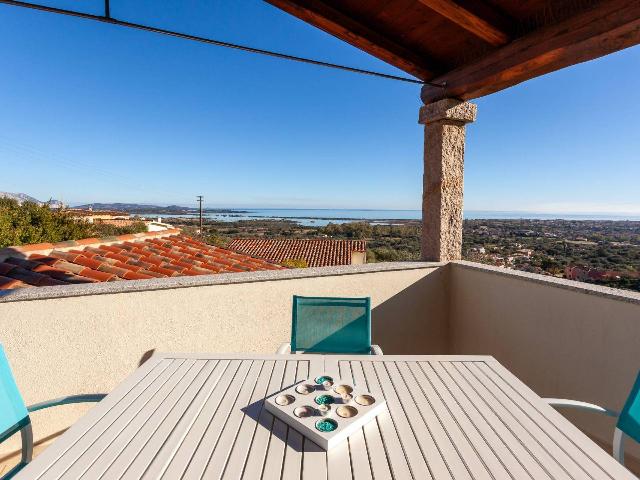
[
  {"left": 0, "top": 199, "right": 151, "bottom": 248},
  {"left": 0, "top": 199, "right": 93, "bottom": 248}
]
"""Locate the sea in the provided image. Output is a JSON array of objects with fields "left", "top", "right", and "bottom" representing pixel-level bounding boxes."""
[{"left": 159, "top": 209, "right": 640, "bottom": 227}]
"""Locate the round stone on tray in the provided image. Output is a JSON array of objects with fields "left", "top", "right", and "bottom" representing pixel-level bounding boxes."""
[
  {"left": 317, "top": 404, "right": 331, "bottom": 416},
  {"left": 336, "top": 405, "right": 358, "bottom": 418},
  {"left": 295, "top": 384, "right": 315, "bottom": 395},
  {"left": 294, "top": 406, "right": 315, "bottom": 418},
  {"left": 314, "top": 375, "right": 333, "bottom": 385},
  {"left": 355, "top": 394, "right": 375, "bottom": 406},
  {"left": 314, "top": 394, "right": 335, "bottom": 405},
  {"left": 315, "top": 418, "right": 338, "bottom": 432},
  {"left": 333, "top": 384, "right": 353, "bottom": 395},
  {"left": 275, "top": 394, "right": 295, "bottom": 406}
]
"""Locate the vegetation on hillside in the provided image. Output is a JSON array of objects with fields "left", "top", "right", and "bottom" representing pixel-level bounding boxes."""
[
  {"left": 0, "top": 198, "right": 147, "bottom": 248},
  {"left": 174, "top": 215, "right": 640, "bottom": 292}
]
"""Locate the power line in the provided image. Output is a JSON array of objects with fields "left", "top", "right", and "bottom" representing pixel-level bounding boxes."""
[{"left": 0, "top": 0, "right": 444, "bottom": 87}]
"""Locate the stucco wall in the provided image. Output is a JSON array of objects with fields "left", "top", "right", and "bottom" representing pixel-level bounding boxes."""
[
  {"left": 0, "top": 263, "right": 447, "bottom": 460},
  {"left": 449, "top": 261, "right": 640, "bottom": 460}
]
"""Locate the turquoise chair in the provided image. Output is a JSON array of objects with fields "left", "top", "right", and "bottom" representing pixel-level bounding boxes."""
[
  {"left": 544, "top": 370, "right": 640, "bottom": 466},
  {"left": 0, "top": 345, "right": 106, "bottom": 479},
  {"left": 277, "top": 296, "right": 383, "bottom": 355}
]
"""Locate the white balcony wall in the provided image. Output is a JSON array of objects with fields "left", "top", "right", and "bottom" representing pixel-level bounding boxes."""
[
  {"left": 449, "top": 261, "right": 640, "bottom": 461},
  {"left": 0, "top": 263, "right": 447, "bottom": 461}
]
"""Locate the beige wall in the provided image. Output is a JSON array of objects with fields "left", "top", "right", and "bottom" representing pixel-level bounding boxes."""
[
  {"left": 449, "top": 262, "right": 640, "bottom": 459},
  {"left": 0, "top": 265, "right": 447, "bottom": 459},
  {"left": 3, "top": 260, "right": 638, "bottom": 467}
]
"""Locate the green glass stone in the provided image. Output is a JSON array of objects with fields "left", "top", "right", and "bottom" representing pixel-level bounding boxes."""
[
  {"left": 314, "top": 394, "right": 335, "bottom": 405},
  {"left": 315, "top": 419, "right": 338, "bottom": 432},
  {"left": 315, "top": 375, "right": 333, "bottom": 385}
]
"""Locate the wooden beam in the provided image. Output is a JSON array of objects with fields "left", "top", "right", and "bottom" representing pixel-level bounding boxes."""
[
  {"left": 421, "top": 0, "right": 640, "bottom": 103},
  {"left": 416, "top": 0, "right": 509, "bottom": 46},
  {"left": 265, "top": 0, "right": 439, "bottom": 80}
]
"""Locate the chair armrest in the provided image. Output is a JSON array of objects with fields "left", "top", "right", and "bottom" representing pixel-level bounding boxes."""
[
  {"left": 276, "top": 343, "right": 291, "bottom": 355},
  {"left": 371, "top": 345, "right": 384, "bottom": 355},
  {"left": 27, "top": 394, "right": 107, "bottom": 413},
  {"left": 543, "top": 398, "right": 619, "bottom": 417}
]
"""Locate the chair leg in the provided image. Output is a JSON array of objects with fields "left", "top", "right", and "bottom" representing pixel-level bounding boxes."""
[
  {"left": 20, "top": 422, "right": 33, "bottom": 464},
  {"left": 613, "top": 428, "right": 625, "bottom": 465}
]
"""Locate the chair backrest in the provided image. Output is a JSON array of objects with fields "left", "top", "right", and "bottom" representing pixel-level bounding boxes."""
[
  {"left": 617, "top": 371, "right": 640, "bottom": 444},
  {"left": 0, "top": 345, "right": 29, "bottom": 444},
  {"left": 291, "top": 296, "right": 371, "bottom": 354}
]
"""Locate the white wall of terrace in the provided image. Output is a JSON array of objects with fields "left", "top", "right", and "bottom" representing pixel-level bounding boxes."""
[
  {"left": 0, "top": 262, "right": 448, "bottom": 462},
  {"left": 1, "top": 260, "right": 640, "bottom": 471},
  {"left": 449, "top": 261, "right": 640, "bottom": 462}
]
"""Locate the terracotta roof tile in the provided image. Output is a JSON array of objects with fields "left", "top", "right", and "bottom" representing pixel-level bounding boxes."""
[
  {"left": 227, "top": 238, "right": 367, "bottom": 267},
  {"left": 0, "top": 231, "right": 283, "bottom": 289},
  {"left": 78, "top": 268, "right": 116, "bottom": 282},
  {"left": 0, "top": 275, "right": 29, "bottom": 289},
  {"left": 73, "top": 256, "right": 103, "bottom": 270},
  {"left": 148, "top": 265, "right": 179, "bottom": 277}
]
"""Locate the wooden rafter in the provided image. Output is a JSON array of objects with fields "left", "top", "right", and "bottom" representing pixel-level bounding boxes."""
[
  {"left": 264, "top": 0, "right": 440, "bottom": 80},
  {"left": 416, "top": 0, "right": 509, "bottom": 46},
  {"left": 421, "top": 0, "right": 640, "bottom": 103}
]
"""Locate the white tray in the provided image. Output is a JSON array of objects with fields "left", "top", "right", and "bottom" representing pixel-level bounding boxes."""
[{"left": 264, "top": 374, "right": 386, "bottom": 450}]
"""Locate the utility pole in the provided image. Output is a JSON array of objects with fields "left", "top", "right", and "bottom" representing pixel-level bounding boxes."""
[{"left": 197, "top": 195, "right": 204, "bottom": 235}]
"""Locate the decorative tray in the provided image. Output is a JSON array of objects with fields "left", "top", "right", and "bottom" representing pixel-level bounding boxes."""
[{"left": 264, "top": 374, "right": 386, "bottom": 450}]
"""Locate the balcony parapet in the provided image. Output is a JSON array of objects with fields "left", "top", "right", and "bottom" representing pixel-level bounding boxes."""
[
  {"left": 453, "top": 260, "right": 640, "bottom": 306},
  {"left": 0, "top": 261, "right": 446, "bottom": 304}
]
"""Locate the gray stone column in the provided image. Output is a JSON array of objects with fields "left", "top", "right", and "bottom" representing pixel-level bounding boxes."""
[{"left": 418, "top": 98, "right": 477, "bottom": 262}]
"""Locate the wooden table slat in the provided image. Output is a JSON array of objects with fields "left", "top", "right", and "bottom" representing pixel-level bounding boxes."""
[
  {"left": 338, "top": 361, "right": 372, "bottom": 480},
  {"left": 359, "top": 361, "right": 415, "bottom": 479},
  {"left": 280, "top": 361, "right": 309, "bottom": 480},
  {"left": 371, "top": 361, "right": 433, "bottom": 479},
  {"left": 15, "top": 354, "right": 636, "bottom": 480},
  {"left": 159, "top": 359, "right": 241, "bottom": 479},
  {"left": 412, "top": 361, "right": 524, "bottom": 480},
  {"left": 181, "top": 360, "right": 254, "bottom": 478},
  {"left": 42, "top": 358, "right": 189, "bottom": 480},
  {"left": 220, "top": 360, "right": 276, "bottom": 480},
  {"left": 84, "top": 359, "right": 213, "bottom": 479},
  {"left": 450, "top": 362, "right": 581, "bottom": 480},
  {"left": 351, "top": 361, "right": 391, "bottom": 480},
  {"left": 239, "top": 360, "right": 288, "bottom": 479},
  {"left": 262, "top": 360, "right": 299, "bottom": 480},
  {"left": 142, "top": 359, "right": 231, "bottom": 479},
  {"left": 467, "top": 362, "right": 608, "bottom": 480},
  {"left": 482, "top": 362, "right": 636, "bottom": 480}
]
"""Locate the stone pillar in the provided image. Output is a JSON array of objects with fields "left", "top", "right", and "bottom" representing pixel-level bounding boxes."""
[{"left": 418, "top": 98, "right": 477, "bottom": 262}]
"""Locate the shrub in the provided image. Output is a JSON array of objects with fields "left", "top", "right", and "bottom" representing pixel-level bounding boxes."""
[
  {"left": 0, "top": 199, "right": 93, "bottom": 248},
  {"left": 281, "top": 258, "right": 308, "bottom": 268}
]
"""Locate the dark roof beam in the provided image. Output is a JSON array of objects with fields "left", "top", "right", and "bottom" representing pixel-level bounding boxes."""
[
  {"left": 265, "top": 0, "right": 442, "bottom": 80},
  {"left": 416, "top": 0, "right": 510, "bottom": 46},
  {"left": 421, "top": 0, "right": 640, "bottom": 103}
]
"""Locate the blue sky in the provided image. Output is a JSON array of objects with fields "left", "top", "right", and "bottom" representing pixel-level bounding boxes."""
[{"left": 1, "top": 1, "right": 639, "bottom": 214}]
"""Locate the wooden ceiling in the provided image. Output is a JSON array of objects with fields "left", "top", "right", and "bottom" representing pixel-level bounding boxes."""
[{"left": 266, "top": 0, "right": 640, "bottom": 103}]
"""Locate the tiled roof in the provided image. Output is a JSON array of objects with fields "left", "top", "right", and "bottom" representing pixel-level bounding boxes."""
[
  {"left": 0, "top": 230, "right": 283, "bottom": 290},
  {"left": 227, "top": 238, "right": 366, "bottom": 267}
]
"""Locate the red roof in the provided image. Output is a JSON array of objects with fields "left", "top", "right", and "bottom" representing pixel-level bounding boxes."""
[
  {"left": 227, "top": 238, "right": 366, "bottom": 267},
  {"left": 0, "top": 230, "right": 283, "bottom": 290}
]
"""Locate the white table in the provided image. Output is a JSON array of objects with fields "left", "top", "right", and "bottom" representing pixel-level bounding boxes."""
[{"left": 18, "top": 354, "right": 635, "bottom": 479}]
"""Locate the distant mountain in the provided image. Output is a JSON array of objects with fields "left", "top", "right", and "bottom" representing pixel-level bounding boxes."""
[
  {"left": 0, "top": 191, "right": 43, "bottom": 204},
  {"left": 74, "top": 203, "right": 196, "bottom": 214},
  {"left": 73, "top": 203, "right": 246, "bottom": 215},
  {"left": 0, "top": 192, "right": 64, "bottom": 207}
]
